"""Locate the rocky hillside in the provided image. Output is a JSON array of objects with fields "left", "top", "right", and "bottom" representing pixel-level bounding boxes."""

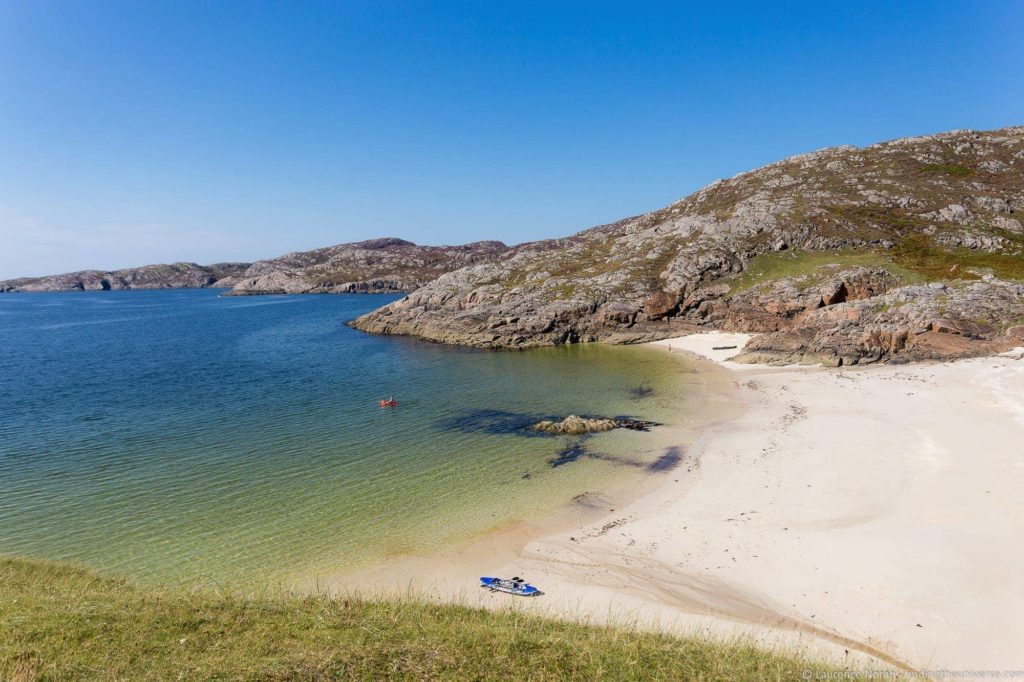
[
  {"left": 0, "top": 262, "right": 250, "bottom": 292},
  {"left": 225, "top": 238, "right": 510, "bottom": 295},
  {"left": 354, "top": 126, "right": 1024, "bottom": 365}
]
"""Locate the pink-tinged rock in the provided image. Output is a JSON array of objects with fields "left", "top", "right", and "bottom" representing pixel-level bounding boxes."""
[
  {"left": 600, "top": 303, "right": 639, "bottom": 326},
  {"left": 643, "top": 291, "right": 680, "bottom": 319}
]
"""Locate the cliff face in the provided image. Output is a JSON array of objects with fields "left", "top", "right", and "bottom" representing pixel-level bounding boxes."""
[
  {"left": 225, "top": 238, "right": 510, "bottom": 295},
  {"left": 353, "top": 126, "right": 1024, "bottom": 364},
  {"left": 0, "top": 262, "right": 251, "bottom": 292}
]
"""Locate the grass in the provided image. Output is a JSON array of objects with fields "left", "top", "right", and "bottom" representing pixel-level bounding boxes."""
[
  {"left": 0, "top": 556, "right": 864, "bottom": 681},
  {"left": 728, "top": 239, "right": 1024, "bottom": 297},
  {"left": 891, "top": 234, "right": 1024, "bottom": 281},
  {"left": 920, "top": 163, "right": 975, "bottom": 177},
  {"left": 726, "top": 249, "right": 926, "bottom": 295}
]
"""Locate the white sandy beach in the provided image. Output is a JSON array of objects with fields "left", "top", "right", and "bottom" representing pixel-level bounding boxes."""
[
  {"left": 484, "top": 333, "right": 1024, "bottom": 673},
  {"left": 338, "top": 333, "right": 1024, "bottom": 673}
]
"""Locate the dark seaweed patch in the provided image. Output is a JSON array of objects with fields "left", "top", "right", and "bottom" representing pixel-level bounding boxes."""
[
  {"left": 548, "top": 439, "right": 648, "bottom": 469},
  {"left": 610, "top": 417, "right": 659, "bottom": 431},
  {"left": 571, "top": 491, "right": 613, "bottom": 509},
  {"left": 439, "top": 408, "right": 657, "bottom": 437},
  {"left": 439, "top": 409, "right": 664, "bottom": 470},
  {"left": 548, "top": 442, "right": 684, "bottom": 471},
  {"left": 549, "top": 440, "right": 590, "bottom": 467},
  {"left": 647, "top": 446, "right": 684, "bottom": 472},
  {"left": 437, "top": 409, "right": 559, "bottom": 437},
  {"left": 630, "top": 385, "right": 654, "bottom": 399}
]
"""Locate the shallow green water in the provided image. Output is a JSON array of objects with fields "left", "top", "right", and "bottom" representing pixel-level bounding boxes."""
[{"left": 0, "top": 290, "right": 703, "bottom": 587}]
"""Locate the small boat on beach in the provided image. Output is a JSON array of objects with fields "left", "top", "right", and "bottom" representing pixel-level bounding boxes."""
[{"left": 480, "top": 576, "right": 542, "bottom": 596}]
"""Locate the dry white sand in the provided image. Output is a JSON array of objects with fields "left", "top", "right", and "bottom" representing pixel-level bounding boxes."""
[
  {"left": 485, "top": 333, "right": 1024, "bottom": 672},
  {"left": 336, "top": 333, "right": 1024, "bottom": 673}
]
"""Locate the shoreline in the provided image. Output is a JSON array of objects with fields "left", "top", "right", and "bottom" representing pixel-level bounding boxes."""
[
  {"left": 306, "top": 344, "right": 740, "bottom": 597},
  {"left": 328, "top": 332, "right": 1024, "bottom": 672}
]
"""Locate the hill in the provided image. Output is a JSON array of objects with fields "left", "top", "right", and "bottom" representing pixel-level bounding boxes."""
[
  {"left": 353, "top": 126, "right": 1024, "bottom": 365},
  {"left": 0, "top": 238, "right": 513, "bottom": 297},
  {"left": 225, "top": 238, "right": 511, "bottom": 295},
  {"left": 0, "top": 262, "right": 250, "bottom": 292},
  {"left": 0, "top": 556, "right": 857, "bottom": 680}
]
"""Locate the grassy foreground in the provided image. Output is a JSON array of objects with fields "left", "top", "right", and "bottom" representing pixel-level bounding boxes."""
[{"left": 1, "top": 557, "right": 858, "bottom": 680}]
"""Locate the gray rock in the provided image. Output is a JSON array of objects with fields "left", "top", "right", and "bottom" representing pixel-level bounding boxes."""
[
  {"left": 353, "top": 126, "right": 1024, "bottom": 364},
  {"left": 225, "top": 238, "right": 509, "bottom": 296},
  {"left": 0, "top": 262, "right": 251, "bottom": 292},
  {"left": 532, "top": 415, "right": 657, "bottom": 435}
]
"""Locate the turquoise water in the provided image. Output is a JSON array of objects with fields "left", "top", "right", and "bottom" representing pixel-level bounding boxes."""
[{"left": 0, "top": 290, "right": 701, "bottom": 587}]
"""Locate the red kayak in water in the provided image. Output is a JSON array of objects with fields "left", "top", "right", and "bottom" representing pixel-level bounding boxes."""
[{"left": 378, "top": 399, "right": 398, "bottom": 407}]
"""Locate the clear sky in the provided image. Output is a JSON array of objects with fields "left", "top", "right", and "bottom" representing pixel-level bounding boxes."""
[{"left": 1, "top": 1, "right": 1022, "bottom": 278}]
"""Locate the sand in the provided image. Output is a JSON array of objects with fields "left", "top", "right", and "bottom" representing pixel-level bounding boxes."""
[{"left": 337, "top": 332, "right": 1024, "bottom": 673}]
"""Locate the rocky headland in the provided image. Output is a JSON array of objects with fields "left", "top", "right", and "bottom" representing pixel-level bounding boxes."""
[
  {"left": 0, "top": 238, "right": 511, "bottom": 296},
  {"left": 353, "top": 126, "right": 1024, "bottom": 365},
  {"left": 7, "top": 127, "right": 1023, "bottom": 365},
  {"left": 225, "top": 238, "right": 510, "bottom": 295},
  {"left": 0, "top": 262, "right": 251, "bottom": 292}
]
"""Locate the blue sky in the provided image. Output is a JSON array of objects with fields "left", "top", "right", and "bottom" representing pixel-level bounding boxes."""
[{"left": 1, "top": 1, "right": 1022, "bottom": 278}]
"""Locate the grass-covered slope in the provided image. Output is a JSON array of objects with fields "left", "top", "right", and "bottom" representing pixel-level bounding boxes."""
[{"left": 1, "top": 557, "right": 854, "bottom": 680}]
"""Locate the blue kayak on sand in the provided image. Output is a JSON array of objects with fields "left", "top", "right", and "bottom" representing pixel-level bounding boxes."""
[{"left": 480, "top": 576, "right": 542, "bottom": 596}]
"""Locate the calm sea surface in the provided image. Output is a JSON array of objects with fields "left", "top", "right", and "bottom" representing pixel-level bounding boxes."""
[{"left": 0, "top": 290, "right": 703, "bottom": 586}]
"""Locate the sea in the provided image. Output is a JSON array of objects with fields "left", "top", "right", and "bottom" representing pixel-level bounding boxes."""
[{"left": 0, "top": 289, "right": 708, "bottom": 587}]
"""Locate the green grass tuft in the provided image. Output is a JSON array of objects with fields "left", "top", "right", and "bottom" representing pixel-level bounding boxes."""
[
  {"left": 727, "top": 249, "right": 926, "bottom": 295},
  {"left": 728, "top": 240, "right": 1024, "bottom": 297},
  {"left": 0, "top": 556, "right": 869, "bottom": 680},
  {"left": 920, "top": 163, "right": 974, "bottom": 177},
  {"left": 892, "top": 234, "right": 1024, "bottom": 281}
]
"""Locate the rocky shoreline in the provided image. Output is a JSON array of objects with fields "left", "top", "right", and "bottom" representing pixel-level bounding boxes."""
[
  {"left": 0, "top": 239, "right": 511, "bottom": 297},
  {"left": 353, "top": 126, "right": 1024, "bottom": 364},
  {"left": 0, "top": 262, "right": 250, "bottom": 292},
  {"left": 6, "top": 126, "right": 1023, "bottom": 366},
  {"left": 224, "top": 238, "right": 510, "bottom": 296}
]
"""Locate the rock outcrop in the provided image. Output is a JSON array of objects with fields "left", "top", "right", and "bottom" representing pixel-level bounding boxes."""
[
  {"left": 225, "top": 238, "right": 510, "bottom": 295},
  {"left": 0, "top": 262, "right": 250, "bottom": 292},
  {"left": 725, "top": 273, "right": 1024, "bottom": 365},
  {"left": 532, "top": 416, "right": 658, "bottom": 435},
  {"left": 353, "top": 126, "right": 1024, "bottom": 363}
]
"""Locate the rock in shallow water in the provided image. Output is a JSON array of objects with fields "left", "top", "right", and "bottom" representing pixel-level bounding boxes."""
[{"left": 532, "top": 415, "right": 657, "bottom": 435}]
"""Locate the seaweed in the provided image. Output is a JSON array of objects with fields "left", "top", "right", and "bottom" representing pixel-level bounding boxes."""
[
  {"left": 437, "top": 408, "right": 558, "bottom": 437},
  {"left": 629, "top": 385, "right": 654, "bottom": 399},
  {"left": 647, "top": 446, "right": 684, "bottom": 472}
]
